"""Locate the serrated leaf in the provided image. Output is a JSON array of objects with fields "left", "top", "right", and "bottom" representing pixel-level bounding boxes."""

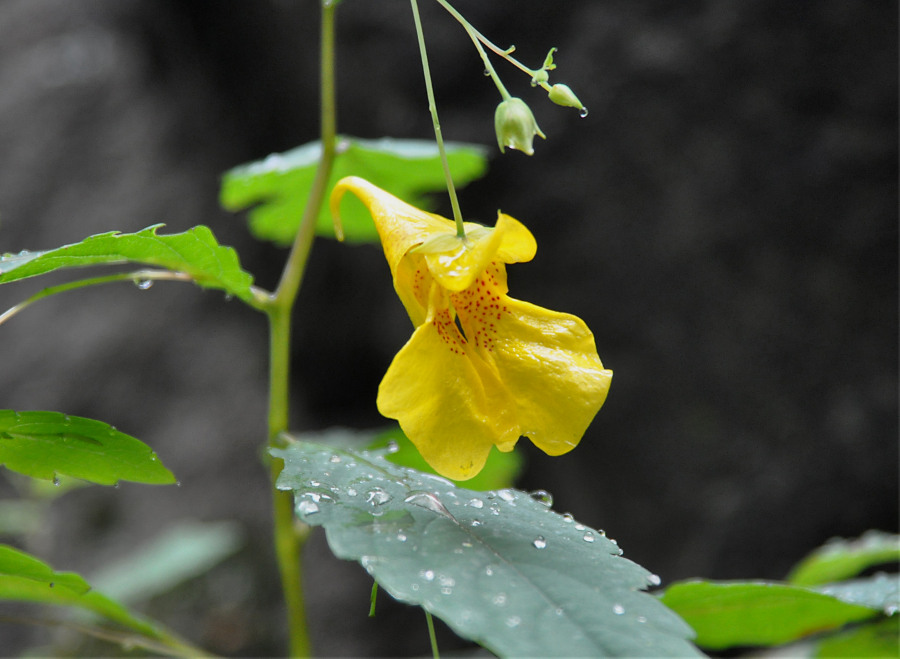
[
  {"left": 0, "top": 225, "right": 258, "bottom": 305},
  {"left": 660, "top": 580, "right": 880, "bottom": 650},
  {"left": 273, "top": 440, "right": 698, "bottom": 657},
  {"left": 220, "top": 136, "right": 489, "bottom": 245},
  {"left": 0, "top": 411, "right": 175, "bottom": 486},
  {"left": 788, "top": 531, "right": 900, "bottom": 587}
]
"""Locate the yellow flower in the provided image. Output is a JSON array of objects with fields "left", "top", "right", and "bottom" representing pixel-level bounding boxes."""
[{"left": 331, "top": 176, "right": 612, "bottom": 480}]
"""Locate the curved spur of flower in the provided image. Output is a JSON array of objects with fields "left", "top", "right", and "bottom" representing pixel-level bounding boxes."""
[{"left": 331, "top": 176, "right": 612, "bottom": 480}]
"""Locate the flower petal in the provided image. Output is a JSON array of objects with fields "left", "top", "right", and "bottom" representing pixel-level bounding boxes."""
[
  {"left": 489, "top": 297, "right": 612, "bottom": 456},
  {"left": 331, "top": 176, "right": 451, "bottom": 276},
  {"left": 377, "top": 290, "right": 519, "bottom": 480},
  {"left": 494, "top": 212, "right": 537, "bottom": 264}
]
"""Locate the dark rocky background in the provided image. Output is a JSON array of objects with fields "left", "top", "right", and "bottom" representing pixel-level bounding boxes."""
[{"left": 0, "top": 0, "right": 896, "bottom": 655}]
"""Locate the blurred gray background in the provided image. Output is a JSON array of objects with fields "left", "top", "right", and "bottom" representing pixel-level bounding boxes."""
[{"left": 0, "top": 0, "right": 896, "bottom": 655}]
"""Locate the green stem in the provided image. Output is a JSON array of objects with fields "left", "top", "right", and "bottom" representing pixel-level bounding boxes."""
[
  {"left": 425, "top": 610, "right": 440, "bottom": 659},
  {"left": 409, "top": 0, "right": 465, "bottom": 238},
  {"left": 265, "top": 2, "right": 339, "bottom": 656},
  {"left": 434, "top": 0, "right": 537, "bottom": 86}
]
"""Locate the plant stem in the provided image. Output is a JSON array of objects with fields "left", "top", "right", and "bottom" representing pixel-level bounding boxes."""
[
  {"left": 265, "top": 2, "right": 339, "bottom": 656},
  {"left": 425, "top": 610, "right": 440, "bottom": 659},
  {"left": 409, "top": 0, "right": 465, "bottom": 238}
]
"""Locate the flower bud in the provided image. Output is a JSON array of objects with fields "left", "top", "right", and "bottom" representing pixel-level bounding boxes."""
[
  {"left": 547, "top": 83, "right": 584, "bottom": 111},
  {"left": 494, "top": 97, "right": 545, "bottom": 155}
]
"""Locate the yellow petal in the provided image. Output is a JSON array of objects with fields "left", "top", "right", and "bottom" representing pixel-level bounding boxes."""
[
  {"left": 377, "top": 288, "right": 519, "bottom": 480},
  {"left": 494, "top": 212, "right": 537, "bottom": 264},
  {"left": 330, "top": 176, "right": 451, "bottom": 277},
  {"left": 488, "top": 297, "right": 612, "bottom": 456}
]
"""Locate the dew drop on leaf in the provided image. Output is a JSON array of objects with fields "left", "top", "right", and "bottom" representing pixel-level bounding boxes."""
[
  {"left": 529, "top": 489, "right": 553, "bottom": 507},
  {"left": 297, "top": 499, "right": 319, "bottom": 516},
  {"left": 404, "top": 491, "right": 452, "bottom": 518},
  {"left": 647, "top": 573, "right": 662, "bottom": 587},
  {"left": 467, "top": 498, "right": 484, "bottom": 509},
  {"left": 533, "top": 535, "right": 547, "bottom": 549},
  {"left": 496, "top": 489, "right": 516, "bottom": 503},
  {"left": 365, "top": 487, "right": 391, "bottom": 506},
  {"left": 613, "top": 604, "right": 625, "bottom": 615},
  {"left": 506, "top": 616, "right": 521, "bottom": 628},
  {"left": 583, "top": 531, "right": 595, "bottom": 543}
]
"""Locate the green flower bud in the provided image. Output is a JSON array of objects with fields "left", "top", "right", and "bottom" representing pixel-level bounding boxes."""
[
  {"left": 547, "top": 83, "right": 585, "bottom": 112},
  {"left": 494, "top": 97, "right": 546, "bottom": 155}
]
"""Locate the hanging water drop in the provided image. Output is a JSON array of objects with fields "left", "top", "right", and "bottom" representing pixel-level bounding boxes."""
[
  {"left": 134, "top": 279, "right": 153, "bottom": 290},
  {"left": 297, "top": 499, "right": 319, "bottom": 516},
  {"left": 52, "top": 476, "right": 60, "bottom": 487},
  {"left": 532, "top": 535, "right": 547, "bottom": 549},
  {"left": 579, "top": 106, "right": 589, "bottom": 118},
  {"left": 647, "top": 573, "right": 662, "bottom": 587}
]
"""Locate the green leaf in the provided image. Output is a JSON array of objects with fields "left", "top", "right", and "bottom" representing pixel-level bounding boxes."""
[
  {"left": 273, "top": 440, "right": 698, "bottom": 657},
  {"left": 370, "top": 426, "right": 523, "bottom": 492},
  {"left": 90, "top": 520, "right": 243, "bottom": 604},
  {"left": 0, "top": 544, "right": 90, "bottom": 594},
  {"left": 815, "top": 615, "right": 899, "bottom": 657},
  {"left": 0, "top": 411, "right": 175, "bottom": 486},
  {"left": 0, "top": 225, "right": 258, "bottom": 305},
  {"left": 788, "top": 531, "right": 900, "bottom": 587},
  {"left": 814, "top": 573, "right": 900, "bottom": 615},
  {"left": 0, "top": 545, "right": 160, "bottom": 639},
  {"left": 220, "top": 136, "right": 489, "bottom": 245},
  {"left": 660, "top": 580, "right": 880, "bottom": 650}
]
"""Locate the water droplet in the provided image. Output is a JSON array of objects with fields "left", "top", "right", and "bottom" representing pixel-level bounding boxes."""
[
  {"left": 471, "top": 519, "right": 483, "bottom": 527},
  {"left": 397, "top": 532, "right": 407, "bottom": 542},
  {"left": 613, "top": 604, "right": 625, "bottom": 615},
  {"left": 575, "top": 523, "right": 586, "bottom": 531},
  {"left": 637, "top": 616, "right": 647, "bottom": 624},
  {"left": 562, "top": 512, "right": 574, "bottom": 523},
  {"left": 329, "top": 454, "right": 342, "bottom": 464},
  {"left": 506, "top": 616, "right": 521, "bottom": 628},
  {"left": 366, "top": 488, "right": 391, "bottom": 506},
  {"left": 133, "top": 279, "right": 153, "bottom": 290},
  {"left": 489, "top": 504, "right": 501, "bottom": 516},
  {"left": 647, "top": 573, "right": 662, "bottom": 587},
  {"left": 554, "top": 607, "right": 564, "bottom": 616},
  {"left": 384, "top": 439, "right": 399, "bottom": 454},
  {"left": 405, "top": 491, "right": 453, "bottom": 518},
  {"left": 347, "top": 487, "right": 357, "bottom": 497},
  {"left": 467, "top": 498, "right": 484, "bottom": 509},
  {"left": 485, "top": 566, "right": 495, "bottom": 576},
  {"left": 439, "top": 575, "right": 455, "bottom": 589},
  {"left": 533, "top": 536, "right": 547, "bottom": 549},
  {"left": 420, "top": 569, "right": 435, "bottom": 582},
  {"left": 52, "top": 476, "right": 60, "bottom": 487},
  {"left": 496, "top": 489, "right": 516, "bottom": 503},
  {"left": 484, "top": 68, "right": 491, "bottom": 76},
  {"left": 493, "top": 593, "right": 507, "bottom": 606},
  {"left": 580, "top": 107, "right": 589, "bottom": 118},
  {"left": 583, "top": 531, "right": 595, "bottom": 543},
  {"left": 297, "top": 499, "right": 319, "bottom": 515},
  {"left": 529, "top": 489, "right": 553, "bottom": 507}
]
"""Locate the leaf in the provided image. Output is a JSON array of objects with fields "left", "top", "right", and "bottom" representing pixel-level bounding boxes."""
[
  {"left": 273, "top": 440, "right": 699, "bottom": 657},
  {"left": 371, "top": 426, "right": 523, "bottom": 492},
  {"left": 788, "top": 531, "right": 900, "bottom": 587},
  {"left": 0, "top": 411, "right": 176, "bottom": 486},
  {"left": 89, "top": 520, "right": 243, "bottom": 604},
  {"left": 814, "top": 573, "right": 900, "bottom": 615},
  {"left": 0, "top": 225, "right": 258, "bottom": 305},
  {"left": 0, "top": 544, "right": 90, "bottom": 594},
  {"left": 0, "top": 545, "right": 161, "bottom": 640},
  {"left": 659, "top": 580, "right": 880, "bottom": 650},
  {"left": 815, "top": 615, "right": 899, "bottom": 657},
  {"left": 220, "top": 136, "right": 489, "bottom": 245}
]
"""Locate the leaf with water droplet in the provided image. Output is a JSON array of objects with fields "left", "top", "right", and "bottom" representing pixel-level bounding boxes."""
[
  {"left": 274, "top": 438, "right": 698, "bottom": 657},
  {"left": 0, "top": 410, "right": 175, "bottom": 486},
  {"left": 0, "top": 225, "right": 257, "bottom": 305}
]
